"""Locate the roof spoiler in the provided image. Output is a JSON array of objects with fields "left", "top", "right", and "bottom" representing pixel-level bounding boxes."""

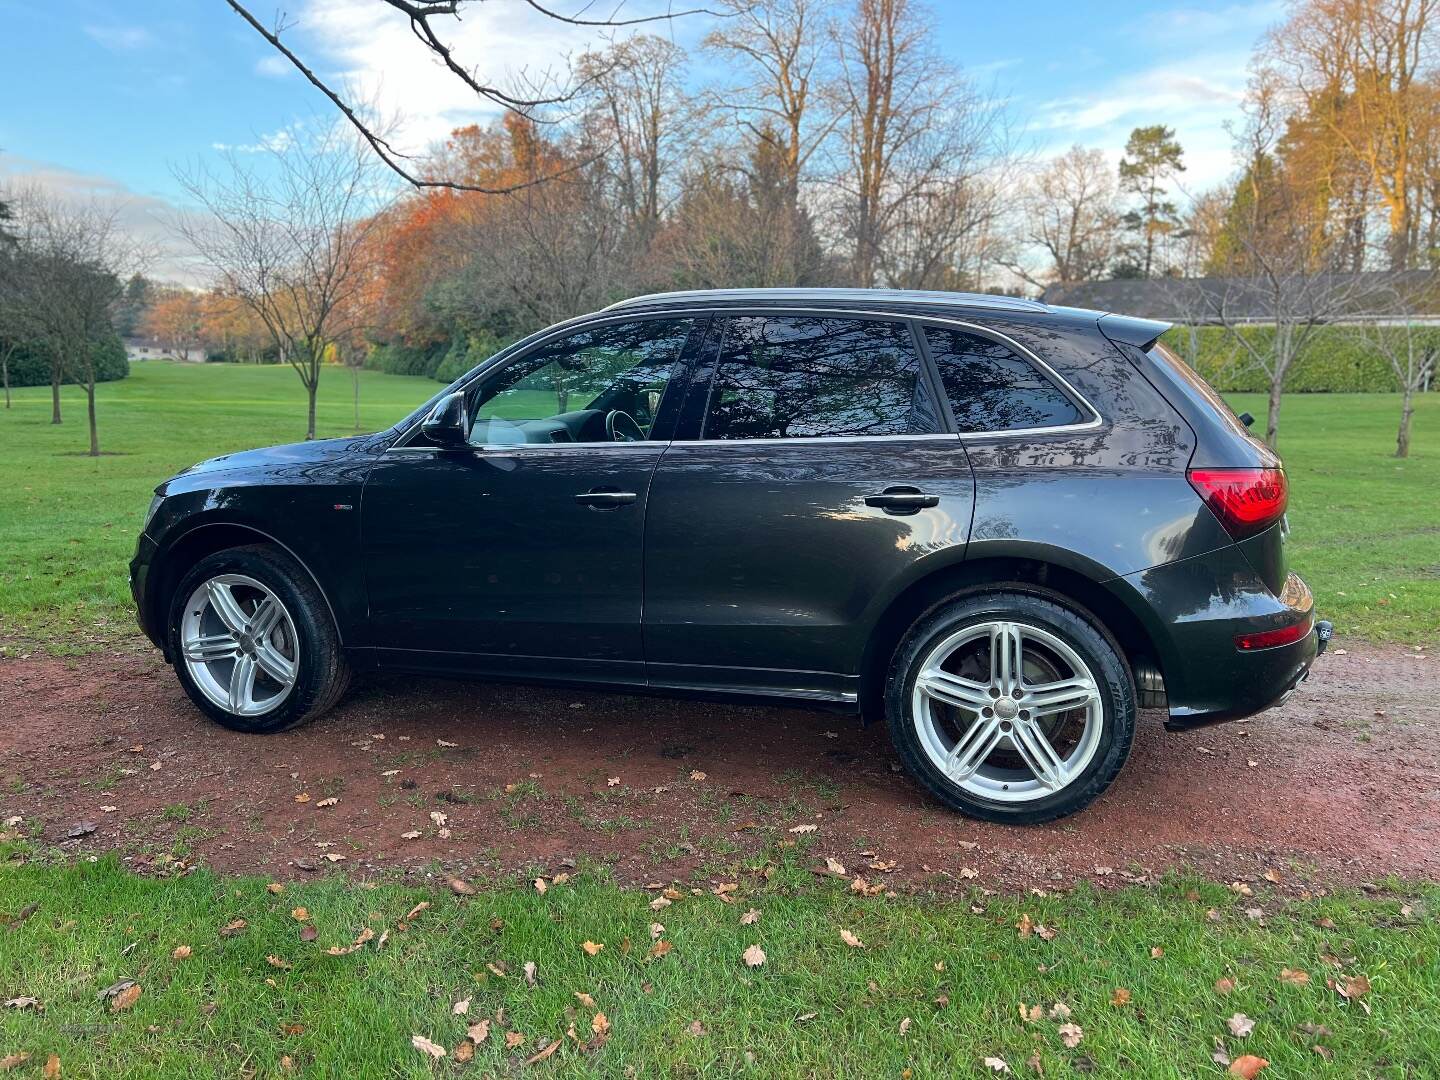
[{"left": 1097, "top": 313, "right": 1171, "bottom": 352}]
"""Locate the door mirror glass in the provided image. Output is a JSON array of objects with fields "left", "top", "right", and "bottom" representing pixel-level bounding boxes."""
[{"left": 421, "top": 391, "right": 470, "bottom": 447}]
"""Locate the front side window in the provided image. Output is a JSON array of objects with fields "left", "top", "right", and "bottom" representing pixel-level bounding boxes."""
[
  {"left": 704, "top": 316, "right": 940, "bottom": 439},
  {"left": 924, "top": 326, "right": 1083, "bottom": 433},
  {"left": 467, "top": 318, "right": 693, "bottom": 445}
]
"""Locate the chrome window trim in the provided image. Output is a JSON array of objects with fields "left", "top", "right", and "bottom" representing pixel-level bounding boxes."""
[{"left": 390, "top": 304, "right": 1104, "bottom": 451}]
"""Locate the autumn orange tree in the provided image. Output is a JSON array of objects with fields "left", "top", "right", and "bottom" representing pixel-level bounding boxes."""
[{"left": 139, "top": 291, "right": 204, "bottom": 360}]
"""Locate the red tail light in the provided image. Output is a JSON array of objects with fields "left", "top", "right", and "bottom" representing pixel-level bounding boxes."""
[
  {"left": 1235, "top": 611, "right": 1314, "bottom": 651},
  {"left": 1187, "top": 467, "right": 1288, "bottom": 540}
]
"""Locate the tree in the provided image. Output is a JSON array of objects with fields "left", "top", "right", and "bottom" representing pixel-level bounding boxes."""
[
  {"left": 176, "top": 125, "right": 385, "bottom": 440},
  {"left": 3, "top": 189, "right": 144, "bottom": 454},
  {"left": 141, "top": 292, "right": 204, "bottom": 360},
  {"left": 1119, "top": 125, "right": 1186, "bottom": 278},
  {"left": 1353, "top": 276, "right": 1440, "bottom": 456},
  {"left": 1011, "top": 146, "right": 1122, "bottom": 288}
]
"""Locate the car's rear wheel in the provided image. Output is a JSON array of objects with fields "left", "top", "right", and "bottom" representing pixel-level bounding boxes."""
[
  {"left": 167, "top": 544, "right": 349, "bottom": 734},
  {"left": 885, "top": 588, "right": 1135, "bottom": 823}
]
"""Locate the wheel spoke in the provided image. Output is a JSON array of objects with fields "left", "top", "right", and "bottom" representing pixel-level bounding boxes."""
[
  {"left": 228, "top": 654, "right": 258, "bottom": 714},
  {"left": 253, "top": 642, "right": 295, "bottom": 687},
  {"left": 1009, "top": 722, "right": 1069, "bottom": 791},
  {"left": 917, "top": 669, "right": 991, "bottom": 712},
  {"left": 206, "top": 580, "right": 249, "bottom": 635},
  {"left": 989, "top": 622, "right": 1023, "bottom": 691},
  {"left": 247, "top": 597, "right": 282, "bottom": 638},
  {"left": 181, "top": 633, "right": 238, "bottom": 663},
  {"left": 1024, "top": 677, "right": 1098, "bottom": 715},
  {"left": 945, "top": 717, "right": 1004, "bottom": 781}
]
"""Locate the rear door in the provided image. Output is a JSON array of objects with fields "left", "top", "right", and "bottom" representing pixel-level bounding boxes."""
[{"left": 642, "top": 311, "right": 976, "bottom": 702}]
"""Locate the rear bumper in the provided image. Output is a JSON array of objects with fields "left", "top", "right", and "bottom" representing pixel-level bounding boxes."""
[{"left": 1116, "top": 547, "right": 1322, "bottom": 731}]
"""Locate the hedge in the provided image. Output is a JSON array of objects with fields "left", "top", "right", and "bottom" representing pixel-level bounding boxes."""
[
  {"left": 366, "top": 329, "right": 513, "bottom": 384},
  {"left": 1, "top": 334, "right": 129, "bottom": 388},
  {"left": 1161, "top": 324, "right": 1436, "bottom": 393}
]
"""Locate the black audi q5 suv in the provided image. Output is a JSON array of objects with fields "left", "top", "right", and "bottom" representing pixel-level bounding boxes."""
[{"left": 130, "top": 288, "right": 1328, "bottom": 822}]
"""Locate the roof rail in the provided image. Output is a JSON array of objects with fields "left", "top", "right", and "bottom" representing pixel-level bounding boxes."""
[{"left": 603, "top": 287, "right": 1048, "bottom": 314}]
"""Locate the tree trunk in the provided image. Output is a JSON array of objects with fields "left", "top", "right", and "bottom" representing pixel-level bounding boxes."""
[
  {"left": 50, "top": 363, "right": 62, "bottom": 424},
  {"left": 1265, "top": 375, "right": 1283, "bottom": 449},
  {"left": 2, "top": 354, "right": 10, "bottom": 409},
  {"left": 1395, "top": 384, "right": 1414, "bottom": 458},
  {"left": 85, "top": 377, "right": 100, "bottom": 457},
  {"left": 306, "top": 380, "right": 318, "bottom": 441},
  {"left": 352, "top": 365, "right": 361, "bottom": 431}
]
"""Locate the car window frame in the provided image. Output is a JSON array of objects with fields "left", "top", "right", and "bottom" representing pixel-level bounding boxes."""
[
  {"left": 685, "top": 311, "right": 954, "bottom": 444},
  {"left": 391, "top": 313, "right": 711, "bottom": 453},
  {"left": 912, "top": 316, "right": 1102, "bottom": 440}
]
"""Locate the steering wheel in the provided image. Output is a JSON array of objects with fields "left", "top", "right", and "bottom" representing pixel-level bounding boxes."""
[{"left": 605, "top": 409, "right": 646, "bottom": 443}]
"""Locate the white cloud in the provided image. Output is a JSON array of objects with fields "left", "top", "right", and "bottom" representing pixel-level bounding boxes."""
[
  {"left": 210, "top": 123, "right": 304, "bottom": 154},
  {"left": 0, "top": 153, "right": 201, "bottom": 286},
  {"left": 255, "top": 54, "right": 294, "bottom": 79},
  {"left": 82, "top": 24, "right": 154, "bottom": 51}
]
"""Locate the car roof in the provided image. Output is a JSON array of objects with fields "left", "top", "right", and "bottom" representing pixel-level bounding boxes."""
[{"left": 604, "top": 287, "right": 1050, "bottom": 316}]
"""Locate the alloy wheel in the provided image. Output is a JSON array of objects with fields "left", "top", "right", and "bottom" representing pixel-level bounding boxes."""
[
  {"left": 910, "top": 620, "right": 1103, "bottom": 802},
  {"left": 179, "top": 573, "right": 299, "bottom": 717}
]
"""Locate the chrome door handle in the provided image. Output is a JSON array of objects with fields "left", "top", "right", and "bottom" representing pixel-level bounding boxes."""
[
  {"left": 574, "top": 489, "right": 638, "bottom": 509},
  {"left": 864, "top": 487, "right": 939, "bottom": 514}
]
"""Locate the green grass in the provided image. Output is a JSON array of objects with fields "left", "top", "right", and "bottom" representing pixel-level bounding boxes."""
[
  {"left": 0, "top": 363, "right": 1436, "bottom": 650},
  {"left": 0, "top": 854, "right": 1434, "bottom": 1078}
]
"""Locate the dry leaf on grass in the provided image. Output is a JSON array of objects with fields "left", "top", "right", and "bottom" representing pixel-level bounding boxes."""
[
  {"left": 42, "top": 1057, "right": 59, "bottom": 1080},
  {"left": 0, "top": 1054, "right": 30, "bottom": 1071},
  {"left": 265, "top": 883, "right": 284, "bottom": 895},
  {"left": 524, "top": 961, "right": 537, "bottom": 985},
  {"left": 1279, "top": 968, "right": 1310, "bottom": 986},
  {"left": 110, "top": 984, "right": 142, "bottom": 1012},
  {"left": 452, "top": 1040, "right": 474, "bottom": 1063},
  {"left": 592, "top": 1012, "right": 610, "bottom": 1037},
  {"left": 411, "top": 1035, "right": 446, "bottom": 1059},
  {"left": 743, "top": 943, "right": 766, "bottom": 967},
  {"left": 898, "top": 1016, "right": 912, "bottom": 1035},
  {"left": 574, "top": 993, "right": 595, "bottom": 1009},
  {"left": 1057, "top": 1022, "right": 1083, "bottom": 1048},
  {"left": 504, "top": 1031, "right": 525, "bottom": 1049},
  {"left": 581, "top": 941, "right": 604, "bottom": 956},
  {"left": 1048, "top": 1002, "right": 1071, "bottom": 1021},
  {"left": 1215, "top": 977, "right": 1237, "bottom": 994},
  {"left": 299, "top": 926, "right": 318, "bottom": 942},
  {"left": 1150, "top": 947, "right": 1165, "bottom": 959},
  {"left": 524, "top": 1039, "right": 562, "bottom": 1065},
  {"left": 172, "top": 945, "right": 192, "bottom": 960},
  {"left": 1110, "top": 988, "right": 1132, "bottom": 1007},
  {"left": 266, "top": 955, "right": 291, "bottom": 970},
  {"left": 316, "top": 798, "right": 338, "bottom": 808},
  {"left": 400, "top": 830, "right": 420, "bottom": 840},
  {"left": 449, "top": 878, "right": 476, "bottom": 896},
  {"left": 467, "top": 1019, "right": 490, "bottom": 1043},
  {"left": 291, "top": 907, "right": 310, "bottom": 922},
  {"left": 788, "top": 824, "right": 816, "bottom": 834},
  {"left": 326, "top": 927, "right": 375, "bottom": 956},
  {"left": 839, "top": 929, "right": 865, "bottom": 949},
  {"left": 219, "top": 919, "right": 247, "bottom": 937},
  {"left": 689, "top": 770, "right": 707, "bottom": 781},
  {"left": 607, "top": 777, "right": 620, "bottom": 787},
  {"left": 647, "top": 940, "right": 673, "bottom": 960},
  {"left": 1227, "top": 1013, "right": 1256, "bottom": 1037},
  {"left": 983, "top": 1057, "right": 1010, "bottom": 1074},
  {"left": 534, "top": 877, "right": 548, "bottom": 895},
  {"left": 740, "top": 908, "right": 760, "bottom": 925},
  {"left": 404, "top": 901, "right": 430, "bottom": 921},
  {"left": 3, "top": 999, "right": 38, "bottom": 1011},
  {"left": 436, "top": 739, "right": 458, "bottom": 748},
  {"left": 294, "top": 793, "right": 311, "bottom": 804},
  {"left": 1228, "top": 1055, "right": 1269, "bottom": 1078},
  {"left": 452, "top": 998, "right": 471, "bottom": 1016},
  {"left": 825, "top": 857, "right": 846, "bottom": 876},
  {"left": 321, "top": 853, "right": 346, "bottom": 863}
]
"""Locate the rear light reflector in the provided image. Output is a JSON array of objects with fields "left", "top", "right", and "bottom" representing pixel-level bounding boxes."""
[
  {"left": 1235, "top": 611, "right": 1314, "bottom": 651},
  {"left": 1188, "top": 467, "right": 1288, "bottom": 540}
]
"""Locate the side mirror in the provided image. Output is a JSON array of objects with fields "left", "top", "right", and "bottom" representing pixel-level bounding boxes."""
[{"left": 421, "top": 391, "right": 470, "bottom": 447}]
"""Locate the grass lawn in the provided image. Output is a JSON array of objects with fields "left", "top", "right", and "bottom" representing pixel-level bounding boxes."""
[
  {"left": 0, "top": 361, "right": 1435, "bottom": 651},
  {"left": 0, "top": 848, "right": 1434, "bottom": 1078}
]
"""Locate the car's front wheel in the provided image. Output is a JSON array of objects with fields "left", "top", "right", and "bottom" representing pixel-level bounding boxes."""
[
  {"left": 167, "top": 544, "right": 349, "bottom": 734},
  {"left": 885, "top": 588, "right": 1135, "bottom": 824}
]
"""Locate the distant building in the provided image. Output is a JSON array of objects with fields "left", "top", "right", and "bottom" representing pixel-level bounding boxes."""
[
  {"left": 1042, "top": 270, "right": 1440, "bottom": 325},
  {"left": 123, "top": 336, "right": 204, "bottom": 363}
]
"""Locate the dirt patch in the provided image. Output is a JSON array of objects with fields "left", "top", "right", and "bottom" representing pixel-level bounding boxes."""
[{"left": 1, "top": 644, "right": 1436, "bottom": 892}]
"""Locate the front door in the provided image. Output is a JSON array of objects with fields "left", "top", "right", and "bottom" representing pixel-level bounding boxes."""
[{"left": 363, "top": 316, "right": 701, "bottom": 683}]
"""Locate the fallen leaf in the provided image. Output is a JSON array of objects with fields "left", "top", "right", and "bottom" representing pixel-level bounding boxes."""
[
  {"left": 467, "top": 1019, "right": 490, "bottom": 1043},
  {"left": 523, "top": 960, "right": 537, "bottom": 985},
  {"left": 266, "top": 883, "right": 284, "bottom": 895},
  {"left": 535, "top": 878, "right": 548, "bottom": 895},
  {"left": 219, "top": 919, "right": 248, "bottom": 937},
  {"left": 1230, "top": 881, "right": 1253, "bottom": 897},
  {"left": 437, "top": 739, "right": 458, "bottom": 747},
  {"left": 100, "top": 805, "right": 118, "bottom": 814},
  {"left": 411, "top": 1035, "right": 446, "bottom": 1059},
  {"left": 1110, "top": 988, "right": 1132, "bottom": 1007},
  {"left": 898, "top": 1016, "right": 912, "bottom": 1035},
  {"left": 983, "top": 1057, "right": 1010, "bottom": 1074},
  {"left": 688, "top": 1020, "right": 706, "bottom": 1037},
  {"left": 592, "top": 1012, "right": 610, "bottom": 1036},
  {"left": 452, "top": 998, "right": 470, "bottom": 1016},
  {"left": 291, "top": 907, "right": 310, "bottom": 922},
  {"left": 743, "top": 943, "right": 766, "bottom": 967},
  {"left": 172, "top": 945, "right": 192, "bottom": 959},
  {"left": 740, "top": 908, "right": 760, "bottom": 925},
  {"left": 321, "top": 853, "right": 345, "bottom": 863},
  {"left": 1338, "top": 973, "right": 1371, "bottom": 1001},
  {"left": 400, "top": 830, "right": 420, "bottom": 840},
  {"left": 825, "top": 857, "right": 846, "bottom": 876},
  {"left": 1215, "top": 977, "right": 1237, "bottom": 994},
  {"left": 316, "top": 798, "right": 338, "bottom": 808},
  {"left": 1263, "top": 868, "right": 1282, "bottom": 883},
  {"left": 67, "top": 821, "right": 97, "bottom": 838},
  {"left": 1279, "top": 968, "right": 1310, "bottom": 986},
  {"left": 647, "top": 940, "right": 673, "bottom": 960},
  {"left": 524, "top": 1039, "right": 562, "bottom": 1065},
  {"left": 839, "top": 928, "right": 865, "bottom": 949},
  {"left": 452, "top": 1041, "right": 474, "bottom": 1063},
  {"left": 1228, "top": 1055, "right": 1269, "bottom": 1078},
  {"left": 1150, "top": 947, "right": 1165, "bottom": 959},
  {"left": 429, "top": 811, "right": 447, "bottom": 827},
  {"left": 1048, "top": 1003, "right": 1071, "bottom": 1021},
  {"left": 404, "top": 901, "right": 429, "bottom": 921},
  {"left": 299, "top": 926, "right": 318, "bottom": 942},
  {"left": 0, "top": 1054, "right": 31, "bottom": 1071},
  {"left": 649, "top": 922, "right": 665, "bottom": 940},
  {"left": 574, "top": 993, "right": 596, "bottom": 1009},
  {"left": 689, "top": 770, "right": 707, "bottom": 781},
  {"left": 294, "top": 793, "right": 311, "bottom": 804},
  {"left": 266, "top": 955, "right": 291, "bottom": 970},
  {"left": 1017, "top": 913, "right": 1035, "bottom": 938},
  {"left": 449, "top": 878, "right": 476, "bottom": 896},
  {"left": 582, "top": 940, "right": 604, "bottom": 956},
  {"left": 607, "top": 777, "right": 620, "bottom": 787},
  {"left": 1227, "top": 1013, "right": 1256, "bottom": 1037},
  {"left": 504, "top": 1031, "right": 525, "bottom": 1049},
  {"left": 1058, "top": 1022, "right": 1084, "bottom": 1048},
  {"left": 788, "top": 824, "right": 816, "bottom": 834},
  {"left": 110, "top": 984, "right": 142, "bottom": 1012},
  {"left": 42, "top": 1056, "right": 58, "bottom": 1080},
  {"left": 2, "top": 998, "right": 38, "bottom": 1011}
]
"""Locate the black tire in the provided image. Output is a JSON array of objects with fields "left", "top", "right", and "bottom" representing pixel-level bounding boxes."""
[
  {"left": 166, "top": 544, "right": 350, "bottom": 734},
  {"left": 884, "top": 586, "right": 1135, "bottom": 824}
]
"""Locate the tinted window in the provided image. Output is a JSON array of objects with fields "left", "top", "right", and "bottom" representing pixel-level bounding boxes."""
[
  {"left": 704, "top": 316, "right": 940, "bottom": 439},
  {"left": 466, "top": 318, "right": 691, "bottom": 445},
  {"left": 925, "top": 327, "right": 1082, "bottom": 433}
]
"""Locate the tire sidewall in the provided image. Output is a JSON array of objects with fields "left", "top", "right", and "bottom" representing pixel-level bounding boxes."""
[
  {"left": 884, "top": 588, "right": 1136, "bottom": 823},
  {"left": 167, "top": 546, "right": 336, "bottom": 734}
]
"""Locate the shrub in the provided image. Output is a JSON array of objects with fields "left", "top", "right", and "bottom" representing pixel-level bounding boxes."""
[
  {"left": 2, "top": 333, "right": 129, "bottom": 388},
  {"left": 1161, "top": 325, "right": 1437, "bottom": 393},
  {"left": 365, "top": 340, "right": 446, "bottom": 379}
]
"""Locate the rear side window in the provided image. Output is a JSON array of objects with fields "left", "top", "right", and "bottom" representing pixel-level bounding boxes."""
[
  {"left": 704, "top": 316, "right": 941, "bottom": 439},
  {"left": 924, "top": 326, "right": 1082, "bottom": 433}
]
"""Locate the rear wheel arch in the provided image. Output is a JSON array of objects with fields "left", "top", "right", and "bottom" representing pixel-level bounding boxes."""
[
  {"left": 151, "top": 522, "right": 342, "bottom": 656},
  {"left": 859, "top": 555, "right": 1163, "bottom": 722}
]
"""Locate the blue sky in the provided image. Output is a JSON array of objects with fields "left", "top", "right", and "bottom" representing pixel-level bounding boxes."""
[{"left": 0, "top": 0, "right": 1284, "bottom": 278}]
